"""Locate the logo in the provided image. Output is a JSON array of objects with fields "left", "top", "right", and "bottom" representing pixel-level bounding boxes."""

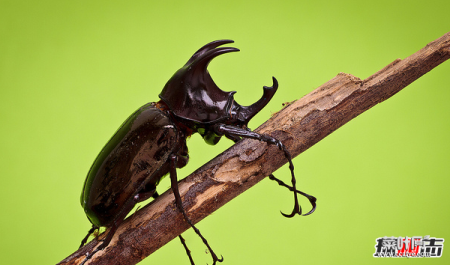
[{"left": 373, "top": 236, "right": 444, "bottom": 258}]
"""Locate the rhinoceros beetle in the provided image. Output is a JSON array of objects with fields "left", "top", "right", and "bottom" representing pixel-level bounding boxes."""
[{"left": 79, "top": 40, "right": 316, "bottom": 265}]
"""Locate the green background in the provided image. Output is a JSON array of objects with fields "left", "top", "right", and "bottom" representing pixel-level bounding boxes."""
[{"left": 1, "top": 0, "right": 449, "bottom": 264}]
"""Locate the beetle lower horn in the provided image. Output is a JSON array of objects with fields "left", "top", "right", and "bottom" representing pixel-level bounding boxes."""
[{"left": 234, "top": 76, "right": 278, "bottom": 125}]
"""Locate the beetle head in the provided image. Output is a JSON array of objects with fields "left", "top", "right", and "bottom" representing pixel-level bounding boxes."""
[{"left": 159, "top": 40, "right": 278, "bottom": 140}]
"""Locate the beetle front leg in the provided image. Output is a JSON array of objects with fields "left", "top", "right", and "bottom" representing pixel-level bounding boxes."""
[
  {"left": 214, "top": 124, "right": 316, "bottom": 217},
  {"left": 226, "top": 134, "right": 316, "bottom": 215},
  {"left": 169, "top": 154, "right": 223, "bottom": 265}
]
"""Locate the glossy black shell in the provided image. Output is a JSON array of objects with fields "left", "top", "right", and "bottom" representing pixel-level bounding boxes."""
[
  {"left": 81, "top": 39, "right": 277, "bottom": 228},
  {"left": 80, "top": 103, "right": 187, "bottom": 227}
]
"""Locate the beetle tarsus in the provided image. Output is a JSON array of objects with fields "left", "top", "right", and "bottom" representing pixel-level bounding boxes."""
[
  {"left": 179, "top": 234, "right": 195, "bottom": 265},
  {"left": 269, "top": 174, "right": 317, "bottom": 216}
]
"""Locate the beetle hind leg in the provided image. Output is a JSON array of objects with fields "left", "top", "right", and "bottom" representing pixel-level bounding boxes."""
[
  {"left": 79, "top": 222, "right": 120, "bottom": 265},
  {"left": 79, "top": 225, "right": 98, "bottom": 249},
  {"left": 80, "top": 191, "right": 141, "bottom": 265},
  {"left": 169, "top": 154, "right": 223, "bottom": 265}
]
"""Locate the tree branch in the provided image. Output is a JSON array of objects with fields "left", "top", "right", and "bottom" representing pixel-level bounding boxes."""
[{"left": 58, "top": 31, "right": 450, "bottom": 265}]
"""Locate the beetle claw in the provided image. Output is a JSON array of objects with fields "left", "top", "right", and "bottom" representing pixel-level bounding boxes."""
[
  {"left": 207, "top": 254, "right": 224, "bottom": 265},
  {"left": 281, "top": 198, "right": 302, "bottom": 218},
  {"left": 214, "top": 255, "right": 224, "bottom": 264},
  {"left": 210, "top": 253, "right": 224, "bottom": 265},
  {"left": 302, "top": 195, "right": 317, "bottom": 216},
  {"left": 281, "top": 209, "right": 298, "bottom": 218}
]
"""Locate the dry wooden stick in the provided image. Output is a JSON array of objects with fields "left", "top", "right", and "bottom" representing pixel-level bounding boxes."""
[{"left": 59, "top": 31, "right": 450, "bottom": 265}]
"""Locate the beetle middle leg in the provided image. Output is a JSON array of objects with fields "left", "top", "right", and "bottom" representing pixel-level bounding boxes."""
[
  {"left": 169, "top": 154, "right": 223, "bottom": 265},
  {"left": 150, "top": 190, "right": 195, "bottom": 265},
  {"left": 215, "top": 124, "right": 316, "bottom": 217}
]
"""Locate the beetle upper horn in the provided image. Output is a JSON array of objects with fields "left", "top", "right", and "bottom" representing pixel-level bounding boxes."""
[{"left": 186, "top": 39, "right": 235, "bottom": 65}]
